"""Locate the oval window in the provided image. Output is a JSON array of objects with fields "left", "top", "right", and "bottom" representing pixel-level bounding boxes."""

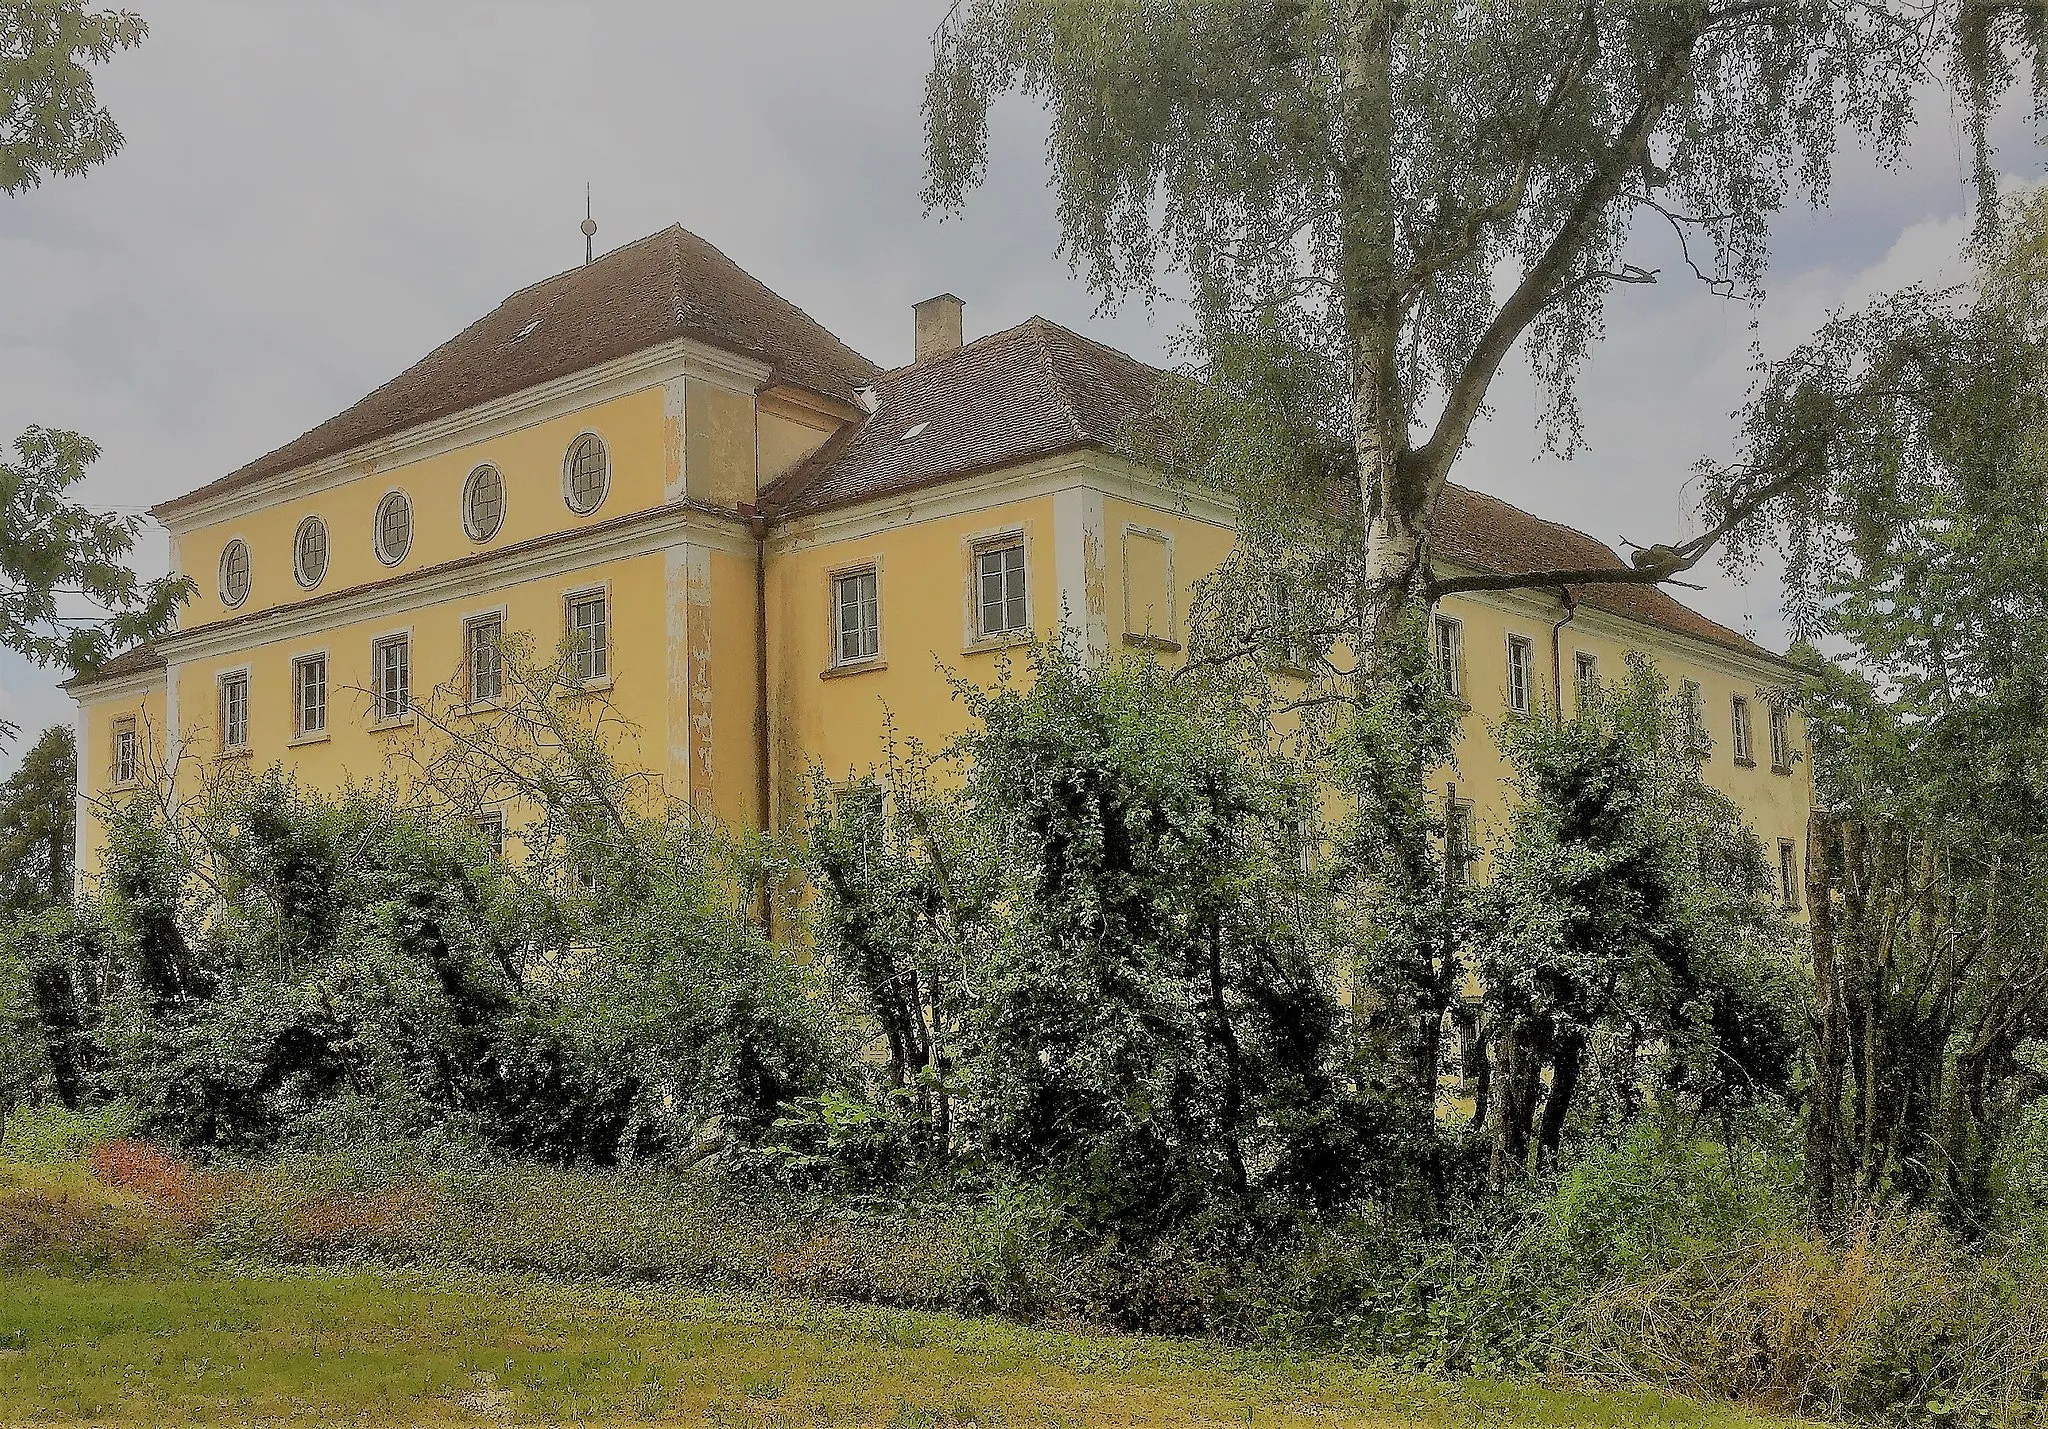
[
  {"left": 218, "top": 539, "right": 251, "bottom": 608},
  {"left": 373, "top": 490, "right": 412, "bottom": 565},
  {"left": 463, "top": 464, "right": 504, "bottom": 541},
  {"left": 563, "top": 432, "right": 608, "bottom": 514},
  {"left": 293, "top": 515, "right": 328, "bottom": 587}
]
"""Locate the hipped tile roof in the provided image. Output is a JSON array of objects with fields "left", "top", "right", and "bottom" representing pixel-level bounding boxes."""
[
  {"left": 58, "top": 642, "right": 165, "bottom": 691},
  {"left": 763, "top": 316, "right": 1780, "bottom": 664},
  {"left": 153, "top": 225, "right": 880, "bottom": 519}
]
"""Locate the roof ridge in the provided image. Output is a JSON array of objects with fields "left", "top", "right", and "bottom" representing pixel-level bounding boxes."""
[
  {"left": 1026, "top": 318, "right": 1089, "bottom": 443},
  {"left": 496, "top": 223, "right": 685, "bottom": 305}
]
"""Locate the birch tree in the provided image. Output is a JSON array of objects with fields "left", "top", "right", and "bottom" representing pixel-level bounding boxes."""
[{"left": 924, "top": 1, "right": 2043, "bottom": 653}]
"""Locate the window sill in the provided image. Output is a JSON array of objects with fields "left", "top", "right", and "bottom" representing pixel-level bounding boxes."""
[
  {"left": 962, "top": 633, "right": 1032, "bottom": 655},
  {"left": 821, "top": 658, "right": 887, "bottom": 680},
  {"left": 369, "top": 714, "right": 416, "bottom": 733},
  {"left": 1122, "top": 633, "right": 1181, "bottom": 654},
  {"left": 560, "top": 676, "right": 614, "bottom": 696},
  {"left": 459, "top": 698, "right": 505, "bottom": 717},
  {"left": 1771, "top": 764, "right": 1794, "bottom": 776},
  {"left": 218, "top": 746, "right": 252, "bottom": 761},
  {"left": 1734, "top": 756, "right": 1756, "bottom": 769},
  {"left": 287, "top": 731, "right": 330, "bottom": 748},
  {"left": 108, "top": 778, "right": 138, "bottom": 792}
]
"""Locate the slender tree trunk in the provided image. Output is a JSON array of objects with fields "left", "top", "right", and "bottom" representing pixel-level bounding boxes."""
[
  {"left": 1534, "top": 1029, "right": 1584, "bottom": 1164},
  {"left": 1339, "top": 0, "right": 1421, "bottom": 646},
  {"left": 1805, "top": 810, "right": 1845, "bottom": 1231}
]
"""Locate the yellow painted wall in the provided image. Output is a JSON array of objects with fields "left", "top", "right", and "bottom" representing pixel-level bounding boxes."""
[
  {"left": 765, "top": 493, "right": 1056, "bottom": 827},
  {"left": 75, "top": 681, "right": 168, "bottom": 879},
  {"left": 175, "top": 387, "right": 672, "bottom": 629},
  {"left": 164, "top": 548, "right": 675, "bottom": 806}
]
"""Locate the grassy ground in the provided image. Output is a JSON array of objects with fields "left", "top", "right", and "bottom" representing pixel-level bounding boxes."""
[
  {"left": 0, "top": 1152, "right": 1809, "bottom": 1428},
  {"left": 0, "top": 1266, "right": 1799, "bottom": 1429}
]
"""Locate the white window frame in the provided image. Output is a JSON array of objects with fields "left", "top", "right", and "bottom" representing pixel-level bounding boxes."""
[
  {"left": 1682, "top": 678, "right": 1709, "bottom": 757},
  {"left": 463, "top": 608, "right": 507, "bottom": 707},
  {"left": 1446, "top": 796, "right": 1476, "bottom": 888},
  {"left": 1573, "top": 650, "right": 1598, "bottom": 710},
  {"left": 564, "top": 584, "right": 610, "bottom": 686},
  {"left": 1731, "top": 694, "right": 1754, "bottom": 766},
  {"left": 1505, "top": 633, "right": 1534, "bottom": 716},
  {"left": 218, "top": 538, "right": 251, "bottom": 609},
  {"left": 216, "top": 666, "right": 251, "bottom": 753},
  {"left": 1432, "top": 614, "right": 1464, "bottom": 701},
  {"left": 463, "top": 463, "right": 506, "bottom": 542},
  {"left": 370, "top": 631, "right": 412, "bottom": 724},
  {"left": 475, "top": 809, "right": 507, "bottom": 862},
  {"left": 291, "top": 650, "right": 329, "bottom": 741},
  {"left": 828, "top": 561, "right": 882, "bottom": 670},
  {"left": 562, "top": 430, "right": 610, "bottom": 515},
  {"left": 971, "top": 532, "right": 1031, "bottom": 643},
  {"left": 110, "top": 716, "right": 138, "bottom": 787},
  {"left": 1779, "top": 838, "right": 1801, "bottom": 910},
  {"left": 373, "top": 489, "right": 413, "bottom": 566},
  {"left": 292, "top": 515, "right": 328, "bottom": 589},
  {"left": 1769, "top": 702, "right": 1793, "bottom": 773}
]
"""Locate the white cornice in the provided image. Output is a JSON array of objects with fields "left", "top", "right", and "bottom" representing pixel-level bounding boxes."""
[
  {"left": 1435, "top": 564, "right": 1794, "bottom": 683},
  {"left": 156, "top": 502, "right": 752, "bottom": 665},
  {"left": 769, "top": 451, "right": 1235, "bottom": 554},
  {"left": 68, "top": 666, "right": 167, "bottom": 704},
  {"left": 157, "top": 337, "right": 773, "bottom": 534}
]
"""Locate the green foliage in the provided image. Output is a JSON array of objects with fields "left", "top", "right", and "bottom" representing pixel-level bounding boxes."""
[
  {"left": 63, "top": 767, "right": 833, "bottom": 1163},
  {"left": 1473, "top": 657, "right": 1799, "bottom": 1170},
  {"left": 0, "top": 725, "right": 74, "bottom": 915},
  {"left": 804, "top": 642, "right": 1375, "bottom": 1239},
  {"left": 0, "top": 426, "right": 190, "bottom": 686},
  {"left": 0, "top": 0, "right": 144, "bottom": 195}
]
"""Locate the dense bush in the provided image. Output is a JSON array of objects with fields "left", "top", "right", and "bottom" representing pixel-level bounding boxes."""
[{"left": 56, "top": 767, "right": 836, "bottom": 1163}]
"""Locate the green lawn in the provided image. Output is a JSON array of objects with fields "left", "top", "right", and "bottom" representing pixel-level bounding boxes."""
[{"left": 0, "top": 1264, "right": 1801, "bottom": 1428}]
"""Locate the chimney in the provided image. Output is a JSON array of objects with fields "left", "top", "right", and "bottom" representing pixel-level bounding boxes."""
[{"left": 913, "top": 293, "right": 964, "bottom": 364}]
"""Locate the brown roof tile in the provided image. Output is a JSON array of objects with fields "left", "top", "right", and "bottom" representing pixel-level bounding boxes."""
[
  {"left": 154, "top": 225, "right": 880, "bottom": 519},
  {"left": 764, "top": 315, "right": 1781, "bottom": 665},
  {"left": 60, "top": 642, "right": 166, "bottom": 692}
]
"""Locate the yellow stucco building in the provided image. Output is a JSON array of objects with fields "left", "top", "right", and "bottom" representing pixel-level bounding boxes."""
[{"left": 65, "top": 224, "right": 1813, "bottom": 909}]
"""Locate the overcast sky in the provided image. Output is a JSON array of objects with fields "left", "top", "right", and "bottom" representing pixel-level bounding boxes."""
[{"left": 1, "top": 2, "right": 2035, "bottom": 773}]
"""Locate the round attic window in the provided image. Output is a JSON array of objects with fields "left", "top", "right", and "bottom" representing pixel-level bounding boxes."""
[
  {"left": 563, "top": 432, "right": 608, "bottom": 515},
  {"left": 373, "top": 490, "right": 413, "bottom": 565},
  {"left": 463, "top": 464, "right": 504, "bottom": 542},
  {"left": 293, "top": 515, "right": 328, "bottom": 588},
  {"left": 218, "top": 539, "right": 251, "bottom": 608}
]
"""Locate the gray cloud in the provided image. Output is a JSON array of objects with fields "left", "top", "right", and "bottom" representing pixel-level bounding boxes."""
[{"left": 2, "top": 2, "right": 2038, "bottom": 771}]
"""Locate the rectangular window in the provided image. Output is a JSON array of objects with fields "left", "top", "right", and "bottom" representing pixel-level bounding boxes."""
[
  {"left": 466, "top": 615, "right": 503, "bottom": 704},
  {"left": 293, "top": 654, "right": 326, "bottom": 737},
  {"left": 475, "top": 810, "right": 506, "bottom": 862},
  {"left": 1683, "top": 679, "right": 1708, "bottom": 756},
  {"left": 1779, "top": 839, "right": 1801, "bottom": 910},
  {"left": 1731, "top": 695, "right": 1754, "bottom": 765},
  {"left": 218, "top": 671, "right": 249, "bottom": 751},
  {"left": 111, "top": 717, "right": 137, "bottom": 785},
  {"left": 1433, "top": 615, "right": 1463, "bottom": 699},
  {"left": 1446, "top": 798, "right": 1475, "bottom": 888},
  {"left": 373, "top": 636, "right": 410, "bottom": 722},
  {"left": 976, "top": 541, "right": 1028, "bottom": 639},
  {"left": 1505, "top": 634, "right": 1533, "bottom": 715},
  {"left": 1573, "top": 651, "right": 1598, "bottom": 711},
  {"left": 832, "top": 567, "right": 879, "bottom": 665},
  {"left": 567, "top": 591, "right": 608, "bottom": 683},
  {"left": 1769, "top": 703, "right": 1792, "bottom": 773}
]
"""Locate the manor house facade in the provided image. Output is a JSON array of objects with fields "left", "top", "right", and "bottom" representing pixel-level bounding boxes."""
[{"left": 65, "top": 225, "right": 1814, "bottom": 901}]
